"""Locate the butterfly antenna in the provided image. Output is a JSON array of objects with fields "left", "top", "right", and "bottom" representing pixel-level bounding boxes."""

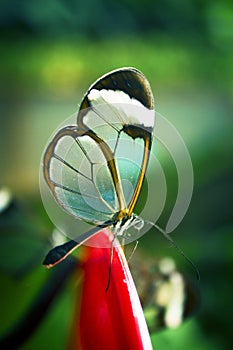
[{"left": 148, "top": 221, "right": 200, "bottom": 281}]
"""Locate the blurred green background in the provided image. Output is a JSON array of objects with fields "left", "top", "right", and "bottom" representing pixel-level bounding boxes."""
[{"left": 0, "top": 0, "right": 232, "bottom": 349}]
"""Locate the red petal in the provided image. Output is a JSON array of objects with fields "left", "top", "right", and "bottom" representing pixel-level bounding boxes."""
[{"left": 70, "top": 229, "right": 152, "bottom": 350}]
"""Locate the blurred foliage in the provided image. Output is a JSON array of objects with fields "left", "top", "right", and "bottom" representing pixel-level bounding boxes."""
[
  {"left": 0, "top": 0, "right": 233, "bottom": 349},
  {"left": 0, "top": 0, "right": 233, "bottom": 50}
]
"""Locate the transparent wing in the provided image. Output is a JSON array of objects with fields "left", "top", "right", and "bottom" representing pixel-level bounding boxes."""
[{"left": 43, "top": 125, "right": 119, "bottom": 225}]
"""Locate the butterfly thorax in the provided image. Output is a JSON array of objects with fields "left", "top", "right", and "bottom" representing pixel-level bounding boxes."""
[{"left": 113, "top": 212, "right": 144, "bottom": 237}]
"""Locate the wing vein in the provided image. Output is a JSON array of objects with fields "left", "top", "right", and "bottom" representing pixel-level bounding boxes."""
[{"left": 53, "top": 153, "right": 91, "bottom": 181}]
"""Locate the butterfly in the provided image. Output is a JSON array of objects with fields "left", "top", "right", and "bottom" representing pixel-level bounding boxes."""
[{"left": 42, "top": 67, "right": 155, "bottom": 268}]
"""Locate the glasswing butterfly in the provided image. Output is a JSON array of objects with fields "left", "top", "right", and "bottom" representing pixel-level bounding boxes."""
[{"left": 42, "top": 67, "right": 155, "bottom": 267}]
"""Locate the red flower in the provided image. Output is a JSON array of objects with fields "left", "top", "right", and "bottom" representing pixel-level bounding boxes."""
[{"left": 70, "top": 229, "right": 153, "bottom": 350}]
